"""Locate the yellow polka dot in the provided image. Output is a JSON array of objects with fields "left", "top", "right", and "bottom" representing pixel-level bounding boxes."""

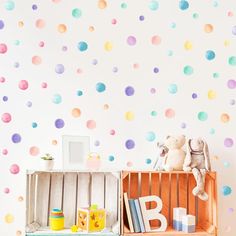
[
  {"left": 125, "top": 111, "right": 135, "bottom": 121},
  {"left": 5, "top": 214, "right": 14, "bottom": 224},
  {"left": 184, "top": 41, "right": 193, "bottom": 50},
  {"left": 208, "top": 90, "right": 217, "bottom": 99},
  {"left": 224, "top": 40, "right": 230, "bottom": 47},
  {"left": 221, "top": 113, "right": 230, "bottom": 123},
  {"left": 104, "top": 41, "right": 113, "bottom": 51},
  {"left": 18, "top": 21, "right": 24, "bottom": 28}
]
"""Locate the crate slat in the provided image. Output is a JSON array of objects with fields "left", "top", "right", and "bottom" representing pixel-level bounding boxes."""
[
  {"left": 170, "top": 173, "right": 177, "bottom": 227},
  {"left": 178, "top": 174, "right": 188, "bottom": 209},
  {"left": 77, "top": 173, "right": 90, "bottom": 208},
  {"left": 188, "top": 174, "right": 196, "bottom": 216},
  {"left": 26, "top": 174, "right": 36, "bottom": 224},
  {"left": 91, "top": 173, "right": 105, "bottom": 208}
]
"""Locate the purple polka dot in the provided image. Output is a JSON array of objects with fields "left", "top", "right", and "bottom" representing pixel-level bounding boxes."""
[
  {"left": 55, "top": 119, "right": 65, "bottom": 129},
  {"left": 113, "top": 67, "right": 118, "bottom": 72},
  {"left": 153, "top": 67, "right": 159, "bottom": 73},
  {"left": 139, "top": 15, "right": 145, "bottom": 21},
  {"left": 150, "top": 88, "right": 156, "bottom": 94},
  {"left": 125, "top": 139, "right": 135, "bottom": 149},
  {"left": 227, "top": 79, "right": 236, "bottom": 89},
  {"left": 55, "top": 64, "right": 65, "bottom": 74},
  {"left": 26, "top": 101, "right": 32, "bottom": 107},
  {"left": 32, "top": 4, "right": 37, "bottom": 10},
  {"left": 3, "top": 96, "right": 8, "bottom": 101},
  {"left": 62, "top": 46, "right": 67, "bottom": 51},
  {"left": 181, "top": 122, "right": 186, "bottom": 128},
  {"left": 92, "top": 59, "right": 98, "bottom": 65},
  {"left": 224, "top": 138, "right": 234, "bottom": 147},
  {"left": 94, "top": 140, "right": 100, "bottom": 146},
  {"left": 11, "top": 133, "right": 21, "bottom": 143},
  {"left": 0, "top": 20, "right": 4, "bottom": 30},
  {"left": 127, "top": 36, "right": 136, "bottom": 46},
  {"left": 192, "top": 93, "right": 197, "bottom": 99},
  {"left": 232, "top": 26, "right": 236, "bottom": 35},
  {"left": 125, "top": 86, "right": 135, "bottom": 96}
]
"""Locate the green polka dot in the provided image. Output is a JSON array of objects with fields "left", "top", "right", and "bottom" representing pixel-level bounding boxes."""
[
  {"left": 213, "top": 72, "right": 219, "bottom": 78},
  {"left": 183, "top": 65, "right": 194, "bottom": 75},
  {"left": 14, "top": 40, "right": 20, "bottom": 46},
  {"left": 198, "top": 111, "right": 208, "bottom": 121},
  {"left": 192, "top": 13, "right": 199, "bottom": 19},
  {"left": 210, "top": 128, "right": 215, "bottom": 134},
  {"left": 151, "top": 111, "right": 157, "bottom": 116},
  {"left": 72, "top": 8, "right": 82, "bottom": 18},
  {"left": 228, "top": 56, "right": 236, "bottom": 66},
  {"left": 121, "top": 2, "right": 127, "bottom": 9}
]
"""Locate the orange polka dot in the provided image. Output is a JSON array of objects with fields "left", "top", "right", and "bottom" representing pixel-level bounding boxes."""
[
  {"left": 204, "top": 24, "right": 213, "bottom": 33},
  {"left": 72, "top": 108, "right": 81, "bottom": 117},
  {"left": 221, "top": 113, "right": 230, "bottom": 123}
]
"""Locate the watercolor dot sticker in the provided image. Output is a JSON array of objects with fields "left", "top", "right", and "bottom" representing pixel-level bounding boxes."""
[
  {"left": 29, "top": 146, "right": 39, "bottom": 156},
  {"left": 139, "top": 15, "right": 145, "bottom": 21},
  {"left": 149, "top": 0, "right": 159, "bottom": 11},
  {"left": 151, "top": 111, "right": 157, "bottom": 116},
  {"left": 198, "top": 111, "right": 208, "bottom": 121},
  {"left": 4, "top": 187, "right": 10, "bottom": 194},
  {"left": 222, "top": 186, "right": 232, "bottom": 196},
  {"left": 12, "top": 133, "right": 21, "bottom": 143},
  {"left": 181, "top": 122, "right": 187, "bottom": 128},
  {"left": 98, "top": 0, "right": 107, "bottom": 9},
  {"left": 121, "top": 2, "right": 127, "bottom": 9},
  {"left": 228, "top": 56, "right": 236, "bottom": 66},
  {"left": 108, "top": 155, "right": 114, "bottom": 161},
  {"left": 32, "top": 56, "right": 42, "bottom": 65},
  {"left": 32, "top": 122, "right": 37, "bottom": 128},
  {"left": 223, "top": 161, "right": 230, "bottom": 168},
  {"left": 110, "top": 129, "right": 115, "bottom": 135},
  {"left": 18, "top": 196, "right": 24, "bottom": 202},
  {"left": 35, "top": 19, "right": 45, "bottom": 29},
  {"left": 224, "top": 138, "right": 234, "bottom": 147},
  {"left": 86, "top": 120, "right": 96, "bottom": 129},
  {"left": 192, "top": 13, "right": 199, "bottom": 19},
  {"left": 153, "top": 67, "right": 159, "bottom": 73},
  {"left": 92, "top": 59, "right": 98, "bottom": 65},
  {"left": 18, "top": 80, "right": 28, "bottom": 91},
  {"left": 125, "top": 86, "right": 135, "bottom": 96},
  {"left": 125, "top": 139, "right": 135, "bottom": 149},
  {"left": 77, "top": 90, "right": 83, "bottom": 96},
  {"left": 72, "top": 8, "right": 82, "bottom": 18},
  {"left": 77, "top": 41, "right": 88, "bottom": 52},
  {"left": 127, "top": 161, "right": 133, "bottom": 167},
  {"left": 55, "top": 119, "right": 65, "bottom": 129},
  {"left": 72, "top": 108, "right": 81, "bottom": 117},
  {"left": 183, "top": 65, "right": 193, "bottom": 75},
  {"left": 228, "top": 208, "right": 234, "bottom": 213},
  {"left": 125, "top": 111, "right": 135, "bottom": 121},
  {"left": 14, "top": 62, "right": 20, "bottom": 68},
  {"left": 112, "top": 67, "right": 118, "bottom": 73},
  {"left": 1, "top": 113, "right": 12, "bottom": 123},
  {"left": 208, "top": 90, "right": 216, "bottom": 99},
  {"left": 204, "top": 24, "right": 213, "bottom": 33},
  {"left": 3, "top": 96, "right": 8, "bottom": 101},
  {"left": 0, "top": 20, "right": 5, "bottom": 29},
  {"left": 0, "top": 43, "right": 8, "bottom": 54},
  {"left": 205, "top": 50, "right": 215, "bottom": 60},
  {"left": 127, "top": 36, "right": 136, "bottom": 46},
  {"left": 39, "top": 41, "right": 44, "bottom": 47},
  {"left": 55, "top": 64, "right": 64, "bottom": 74},
  {"left": 146, "top": 131, "right": 156, "bottom": 142},
  {"left": 227, "top": 79, "right": 236, "bottom": 89},
  {"left": 146, "top": 158, "right": 152, "bottom": 164},
  {"left": 213, "top": 72, "right": 219, "bottom": 78},
  {"left": 52, "top": 94, "right": 62, "bottom": 104},
  {"left": 10, "top": 164, "right": 20, "bottom": 174},
  {"left": 104, "top": 104, "right": 109, "bottom": 110},
  {"left": 32, "top": 4, "right": 37, "bottom": 10},
  {"left": 179, "top": 0, "right": 189, "bottom": 10},
  {"left": 0, "top": 77, "right": 6, "bottom": 83},
  {"left": 96, "top": 82, "right": 106, "bottom": 92},
  {"left": 58, "top": 24, "right": 67, "bottom": 33},
  {"left": 5, "top": 1, "right": 15, "bottom": 10},
  {"left": 165, "top": 108, "right": 175, "bottom": 118},
  {"left": 184, "top": 41, "right": 192, "bottom": 50},
  {"left": 232, "top": 26, "right": 236, "bottom": 35},
  {"left": 94, "top": 140, "right": 100, "bottom": 146},
  {"left": 168, "top": 84, "right": 178, "bottom": 94},
  {"left": 151, "top": 35, "right": 161, "bottom": 45},
  {"left": 111, "top": 18, "right": 117, "bottom": 24},
  {"left": 230, "top": 99, "right": 235, "bottom": 105},
  {"left": 104, "top": 41, "right": 113, "bottom": 51},
  {"left": 41, "top": 82, "right": 47, "bottom": 88},
  {"left": 26, "top": 101, "right": 32, "bottom": 107},
  {"left": 2, "top": 149, "right": 8, "bottom": 155},
  {"left": 4, "top": 214, "right": 14, "bottom": 223},
  {"left": 221, "top": 113, "right": 230, "bottom": 123}
]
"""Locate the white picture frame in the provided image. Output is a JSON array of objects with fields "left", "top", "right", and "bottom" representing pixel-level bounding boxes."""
[{"left": 62, "top": 135, "right": 90, "bottom": 170}]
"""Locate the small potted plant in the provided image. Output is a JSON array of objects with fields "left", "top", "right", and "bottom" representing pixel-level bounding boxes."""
[{"left": 41, "top": 153, "right": 54, "bottom": 171}]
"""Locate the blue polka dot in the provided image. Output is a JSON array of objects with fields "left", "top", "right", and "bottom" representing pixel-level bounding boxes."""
[
  {"left": 77, "top": 90, "right": 83, "bottom": 96},
  {"left": 179, "top": 0, "right": 189, "bottom": 10},
  {"left": 146, "top": 132, "right": 156, "bottom": 142},
  {"left": 168, "top": 84, "right": 178, "bottom": 94},
  {"left": 108, "top": 155, "right": 115, "bottom": 161},
  {"left": 96, "top": 82, "right": 106, "bottom": 93},
  {"left": 77, "top": 41, "right": 88, "bottom": 52},
  {"left": 222, "top": 186, "right": 232, "bottom": 196},
  {"left": 32, "top": 122, "right": 38, "bottom": 128},
  {"left": 146, "top": 158, "right": 152, "bottom": 164},
  {"left": 205, "top": 50, "right": 216, "bottom": 60}
]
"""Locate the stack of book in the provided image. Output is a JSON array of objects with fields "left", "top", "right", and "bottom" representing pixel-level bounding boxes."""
[{"left": 123, "top": 192, "right": 146, "bottom": 233}]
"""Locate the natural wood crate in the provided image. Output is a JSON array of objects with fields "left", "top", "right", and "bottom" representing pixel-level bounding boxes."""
[
  {"left": 121, "top": 171, "right": 217, "bottom": 236},
  {"left": 26, "top": 170, "right": 120, "bottom": 236}
]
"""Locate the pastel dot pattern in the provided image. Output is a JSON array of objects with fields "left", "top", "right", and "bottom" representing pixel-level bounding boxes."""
[{"left": 0, "top": 1, "right": 235, "bottom": 234}]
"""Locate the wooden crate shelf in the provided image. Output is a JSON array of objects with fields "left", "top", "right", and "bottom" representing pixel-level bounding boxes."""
[{"left": 121, "top": 171, "right": 217, "bottom": 236}]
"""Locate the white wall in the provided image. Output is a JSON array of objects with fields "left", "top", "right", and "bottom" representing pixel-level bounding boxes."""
[{"left": 0, "top": 0, "right": 235, "bottom": 235}]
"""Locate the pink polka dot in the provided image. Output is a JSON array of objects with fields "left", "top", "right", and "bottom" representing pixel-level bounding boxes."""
[
  {"left": 228, "top": 11, "right": 234, "bottom": 17},
  {"left": 10, "top": 164, "right": 20, "bottom": 175},
  {"left": 111, "top": 19, "right": 117, "bottom": 24},
  {"left": 0, "top": 77, "right": 6, "bottom": 83},
  {"left": 133, "top": 63, "right": 139, "bottom": 69},
  {"left": 77, "top": 68, "right": 83, "bottom": 74},
  {"left": 35, "top": 19, "right": 45, "bottom": 29},
  {"left": 41, "top": 82, "right": 47, "bottom": 88},
  {"left": 165, "top": 108, "right": 175, "bottom": 118},
  {"left": 29, "top": 146, "right": 40, "bottom": 156},
  {"left": 52, "top": 0, "right": 61, "bottom": 3},
  {"left": 18, "top": 80, "right": 28, "bottom": 90},
  {"left": 39, "top": 41, "right": 44, "bottom": 47},
  {"left": 1, "top": 113, "right": 12, "bottom": 123},
  {"left": 151, "top": 35, "right": 162, "bottom": 45},
  {"left": 0, "top": 43, "right": 7, "bottom": 53},
  {"left": 127, "top": 161, "right": 133, "bottom": 167},
  {"left": 2, "top": 149, "right": 8, "bottom": 155},
  {"left": 86, "top": 120, "right": 96, "bottom": 129},
  {"left": 4, "top": 188, "right": 10, "bottom": 194},
  {"left": 110, "top": 129, "right": 116, "bottom": 135},
  {"left": 32, "top": 56, "right": 42, "bottom": 65}
]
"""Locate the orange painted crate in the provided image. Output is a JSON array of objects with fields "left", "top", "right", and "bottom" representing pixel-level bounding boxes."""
[{"left": 121, "top": 171, "right": 217, "bottom": 236}]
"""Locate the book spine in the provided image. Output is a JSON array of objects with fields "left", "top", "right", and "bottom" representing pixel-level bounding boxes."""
[
  {"left": 128, "top": 199, "right": 141, "bottom": 233},
  {"left": 134, "top": 199, "right": 145, "bottom": 232},
  {"left": 123, "top": 192, "right": 134, "bottom": 232}
]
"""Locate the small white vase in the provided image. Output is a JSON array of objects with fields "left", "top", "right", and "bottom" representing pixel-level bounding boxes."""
[{"left": 41, "top": 160, "right": 54, "bottom": 171}]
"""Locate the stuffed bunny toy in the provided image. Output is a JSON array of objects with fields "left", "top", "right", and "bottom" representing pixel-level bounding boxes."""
[
  {"left": 183, "top": 138, "right": 211, "bottom": 201},
  {"left": 153, "top": 142, "right": 169, "bottom": 171}
]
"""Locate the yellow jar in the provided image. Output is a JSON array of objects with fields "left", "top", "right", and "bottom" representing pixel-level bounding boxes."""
[{"left": 50, "top": 216, "right": 64, "bottom": 230}]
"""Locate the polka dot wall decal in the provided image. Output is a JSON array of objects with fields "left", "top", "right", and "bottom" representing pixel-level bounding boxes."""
[
  {"left": 0, "top": 43, "right": 8, "bottom": 53},
  {"left": 150, "top": 88, "right": 156, "bottom": 94},
  {"left": 213, "top": 72, "right": 219, "bottom": 78},
  {"left": 224, "top": 138, "right": 233, "bottom": 147},
  {"left": 57, "top": 24, "right": 67, "bottom": 33},
  {"left": 228, "top": 11, "right": 234, "bottom": 17},
  {"left": 146, "top": 158, "right": 152, "bottom": 164},
  {"left": 221, "top": 113, "right": 230, "bottom": 123},
  {"left": 228, "top": 56, "right": 236, "bottom": 66},
  {"left": 52, "top": 0, "right": 61, "bottom": 3},
  {"left": 165, "top": 108, "right": 175, "bottom": 118},
  {"left": 52, "top": 94, "right": 62, "bottom": 104},
  {"left": 92, "top": 59, "right": 98, "bottom": 65},
  {"left": 222, "top": 186, "right": 232, "bottom": 196},
  {"left": 151, "top": 111, "right": 157, "bottom": 116},
  {"left": 0, "top": 20, "right": 5, "bottom": 30},
  {"left": 2, "top": 149, "right": 8, "bottom": 155},
  {"left": 10, "top": 164, "right": 20, "bottom": 174},
  {"left": 98, "top": 0, "right": 107, "bottom": 9},
  {"left": 77, "top": 90, "right": 83, "bottom": 96},
  {"left": 55, "top": 64, "right": 64, "bottom": 74},
  {"left": 232, "top": 26, "right": 236, "bottom": 35},
  {"left": 112, "top": 66, "right": 118, "bottom": 73},
  {"left": 209, "top": 128, "right": 215, "bottom": 134},
  {"left": 181, "top": 122, "right": 187, "bottom": 129},
  {"left": 94, "top": 140, "right": 100, "bottom": 146},
  {"left": 26, "top": 101, "right": 32, "bottom": 107},
  {"left": 104, "top": 41, "right": 113, "bottom": 51},
  {"left": 29, "top": 146, "right": 39, "bottom": 156},
  {"left": 41, "top": 82, "right": 47, "bottom": 88},
  {"left": 153, "top": 67, "right": 159, "bottom": 73},
  {"left": 4, "top": 213, "right": 14, "bottom": 223},
  {"left": 168, "top": 84, "right": 178, "bottom": 94},
  {"left": 39, "top": 41, "right": 44, "bottom": 47},
  {"left": 223, "top": 161, "right": 230, "bottom": 168},
  {"left": 108, "top": 155, "right": 115, "bottom": 161},
  {"left": 125, "top": 139, "right": 135, "bottom": 149},
  {"left": 16, "top": 231, "right": 22, "bottom": 236},
  {"left": 149, "top": 0, "right": 159, "bottom": 11},
  {"left": 32, "top": 4, "right": 37, "bottom": 10},
  {"left": 183, "top": 65, "right": 193, "bottom": 75},
  {"left": 192, "top": 13, "right": 199, "bottom": 19},
  {"left": 0, "top": 76, "right": 6, "bottom": 83},
  {"left": 110, "top": 129, "right": 115, "bottom": 135},
  {"left": 184, "top": 41, "right": 192, "bottom": 50},
  {"left": 121, "top": 2, "right": 127, "bottom": 9},
  {"left": 4, "top": 187, "right": 10, "bottom": 194},
  {"left": 127, "top": 36, "right": 136, "bottom": 46},
  {"left": 18, "top": 196, "right": 24, "bottom": 202},
  {"left": 14, "top": 40, "right": 20, "bottom": 46},
  {"left": 52, "top": 140, "right": 58, "bottom": 145},
  {"left": 35, "top": 19, "right": 46, "bottom": 29},
  {"left": 146, "top": 131, "right": 156, "bottom": 142},
  {"left": 72, "top": 108, "right": 81, "bottom": 117},
  {"left": 96, "top": 82, "right": 106, "bottom": 92},
  {"left": 125, "top": 111, "right": 135, "bottom": 121},
  {"left": 139, "top": 15, "right": 145, "bottom": 21},
  {"left": 125, "top": 86, "right": 135, "bottom": 96},
  {"left": 77, "top": 41, "right": 88, "bottom": 52},
  {"left": 32, "top": 122, "right": 37, "bottom": 128},
  {"left": 72, "top": 8, "right": 82, "bottom": 18},
  {"left": 14, "top": 62, "right": 20, "bottom": 68},
  {"left": 204, "top": 24, "right": 213, "bottom": 33},
  {"left": 3, "top": 96, "right": 8, "bottom": 101},
  {"left": 179, "top": 0, "right": 189, "bottom": 10},
  {"left": 208, "top": 90, "right": 216, "bottom": 99},
  {"left": 4, "top": 1, "right": 15, "bottom": 11},
  {"left": 151, "top": 35, "right": 161, "bottom": 45},
  {"left": 205, "top": 50, "right": 215, "bottom": 60},
  {"left": 55, "top": 119, "right": 65, "bottom": 129},
  {"left": 18, "top": 21, "right": 24, "bottom": 27},
  {"left": 127, "top": 161, "right": 133, "bottom": 167},
  {"left": 86, "top": 120, "right": 96, "bottom": 129},
  {"left": 227, "top": 79, "right": 236, "bottom": 89},
  {"left": 198, "top": 111, "right": 208, "bottom": 121},
  {"left": 62, "top": 46, "right": 67, "bottom": 51},
  {"left": 32, "top": 56, "right": 42, "bottom": 65},
  {"left": 89, "top": 26, "right": 95, "bottom": 32},
  {"left": 103, "top": 104, "right": 109, "bottom": 110},
  {"left": 111, "top": 19, "right": 117, "bottom": 24},
  {"left": 12, "top": 133, "right": 21, "bottom": 143},
  {"left": 1, "top": 113, "right": 12, "bottom": 123}
]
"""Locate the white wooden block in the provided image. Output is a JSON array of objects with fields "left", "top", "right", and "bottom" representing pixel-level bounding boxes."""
[
  {"left": 91, "top": 173, "right": 105, "bottom": 208},
  {"left": 173, "top": 207, "right": 187, "bottom": 221},
  {"left": 182, "top": 215, "right": 195, "bottom": 226},
  {"left": 139, "top": 195, "right": 167, "bottom": 232}
]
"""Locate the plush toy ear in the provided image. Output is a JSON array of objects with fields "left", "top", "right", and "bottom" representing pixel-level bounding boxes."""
[
  {"left": 183, "top": 139, "right": 192, "bottom": 168},
  {"left": 203, "top": 140, "right": 211, "bottom": 171}
]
